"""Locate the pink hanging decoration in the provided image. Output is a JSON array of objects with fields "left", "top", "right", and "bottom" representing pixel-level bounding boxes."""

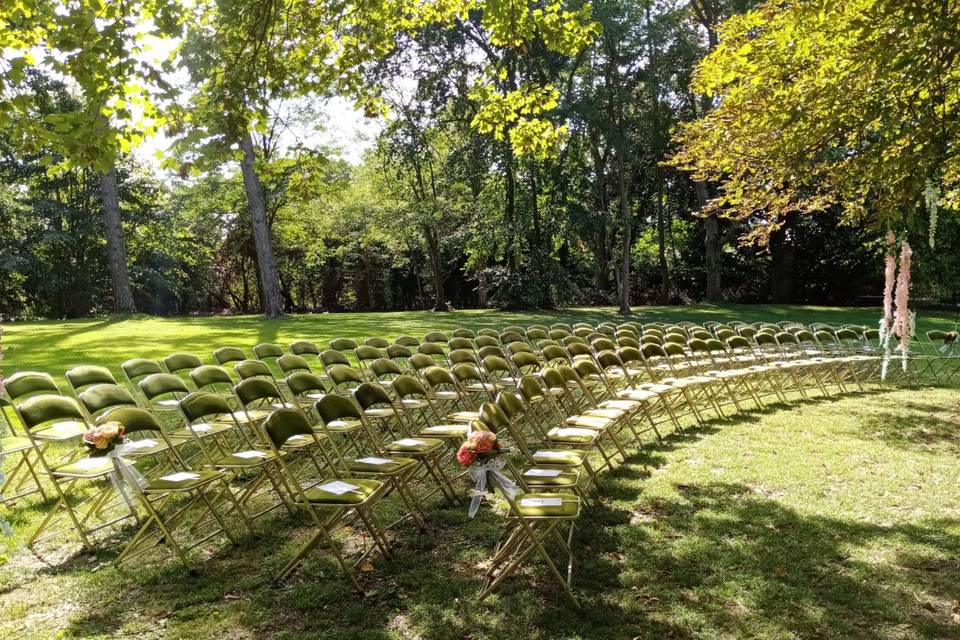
[
  {"left": 882, "top": 230, "right": 896, "bottom": 327},
  {"left": 892, "top": 241, "right": 912, "bottom": 349}
]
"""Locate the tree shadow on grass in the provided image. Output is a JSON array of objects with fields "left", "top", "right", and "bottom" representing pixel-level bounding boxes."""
[{"left": 618, "top": 481, "right": 960, "bottom": 639}]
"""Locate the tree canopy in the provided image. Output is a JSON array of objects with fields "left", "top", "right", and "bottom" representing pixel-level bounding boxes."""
[{"left": 670, "top": 0, "right": 960, "bottom": 240}]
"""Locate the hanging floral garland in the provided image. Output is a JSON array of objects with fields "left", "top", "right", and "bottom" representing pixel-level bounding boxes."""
[
  {"left": 924, "top": 179, "right": 940, "bottom": 249},
  {"left": 879, "top": 231, "right": 897, "bottom": 380}
]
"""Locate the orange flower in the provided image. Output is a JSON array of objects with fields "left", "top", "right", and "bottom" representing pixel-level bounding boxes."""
[{"left": 468, "top": 430, "right": 497, "bottom": 454}]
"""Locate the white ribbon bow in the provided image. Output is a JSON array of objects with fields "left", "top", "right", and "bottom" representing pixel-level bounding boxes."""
[
  {"left": 106, "top": 443, "right": 149, "bottom": 512},
  {"left": 468, "top": 456, "right": 519, "bottom": 518}
]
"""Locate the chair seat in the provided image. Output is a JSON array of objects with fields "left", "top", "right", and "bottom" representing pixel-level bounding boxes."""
[
  {"left": 234, "top": 409, "right": 272, "bottom": 424},
  {"left": 150, "top": 398, "right": 181, "bottom": 411},
  {"left": 120, "top": 437, "right": 170, "bottom": 457},
  {"left": 33, "top": 420, "right": 86, "bottom": 441},
  {"left": 146, "top": 469, "right": 223, "bottom": 492},
  {"left": 429, "top": 390, "right": 460, "bottom": 401},
  {"left": 531, "top": 449, "right": 586, "bottom": 465},
  {"left": 302, "top": 478, "right": 383, "bottom": 505},
  {"left": 399, "top": 399, "right": 429, "bottom": 410},
  {"left": 547, "top": 427, "right": 598, "bottom": 444},
  {"left": 346, "top": 456, "right": 417, "bottom": 474},
  {"left": 420, "top": 424, "right": 471, "bottom": 437},
  {"left": 0, "top": 435, "right": 32, "bottom": 453},
  {"left": 515, "top": 492, "right": 580, "bottom": 518},
  {"left": 385, "top": 437, "right": 445, "bottom": 453},
  {"left": 447, "top": 410, "right": 480, "bottom": 423},
  {"left": 464, "top": 382, "right": 501, "bottom": 393},
  {"left": 364, "top": 407, "right": 395, "bottom": 419},
  {"left": 323, "top": 418, "right": 363, "bottom": 433},
  {"left": 521, "top": 468, "right": 579, "bottom": 487},
  {"left": 282, "top": 433, "right": 325, "bottom": 449},
  {"left": 214, "top": 448, "right": 280, "bottom": 468},
  {"left": 599, "top": 399, "right": 641, "bottom": 411},
  {"left": 52, "top": 456, "right": 116, "bottom": 478},
  {"left": 565, "top": 415, "right": 614, "bottom": 429},
  {"left": 171, "top": 421, "right": 233, "bottom": 440}
]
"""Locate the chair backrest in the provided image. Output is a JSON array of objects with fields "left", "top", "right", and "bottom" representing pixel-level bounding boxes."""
[
  {"left": 285, "top": 371, "right": 327, "bottom": 398},
  {"left": 326, "top": 364, "right": 364, "bottom": 389},
  {"left": 179, "top": 390, "right": 233, "bottom": 422},
  {"left": 315, "top": 393, "right": 362, "bottom": 423},
  {"left": 163, "top": 352, "right": 202, "bottom": 374},
  {"left": 392, "top": 374, "right": 428, "bottom": 399},
  {"left": 354, "top": 382, "right": 393, "bottom": 410},
  {"left": 233, "top": 377, "right": 284, "bottom": 408},
  {"left": 329, "top": 337, "right": 358, "bottom": 352},
  {"left": 499, "top": 331, "right": 525, "bottom": 345},
  {"left": 263, "top": 408, "right": 314, "bottom": 448},
  {"left": 482, "top": 355, "right": 512, "bottom": 376},
  {"left": 386, "top": 344, "right": 413, "bottom": 360},
  {"left": 566, "top": 343, "right": 592, "bottom": 358},
  {"left": 541, "top": 345, "right": 569, "bottom": 365},
  {"left": 475, "top": 335, "right": 500, "bottom": 349},
  {"left": 213, "top": 346, "right": 247, "bottom": 366},
  {"left": 507, "top": 342, "right": 534, "bottom": 356},
  {"left": 394, "top": 335, "right": 420, "bottom": 347},
  {"left": 496, "top": 391, "right": 526, "bottom": 418},
  {"left": 66, "top": 365, "right": 117, "bottom": 393},
  {"left": 591, "top": 337, "right": 617, "bottom": 353},
  {"left": 278, "top": 354, "right": 312, "bottom": 374},
  {"left": 424, "top": 331, "right": 449, "bottom": 344},
  {"left": 254, "top": 343, "right": 285, "bottom": 360},
  {"left": 452, "top": 362, "right": 483, "bottom": 383},
  {"left": 511, "top": 352, "right": 540, "bottom": 372},
  {"left": 189, "top": 364, "right": 233, "bottom": 391},
  {"left": 478, "top": 401, "right": 510, "bottom": 432},
  {"left": 18, "top": 394, "right": 86, "bottom": 431},
  {"left": 450, "top": 349, "right": 480, "bottom": 366},
  {"left": 122, "top": 358, "right": 163, "bottom": 385},
  {"left": 320, "top": 350, "right": 351, "bottom": 368},
  {"left": 448, "top": 337, "right": 475, "bottom": 352},
  {"left": 355, "top": 345, "right": 384, "bottom": 363},
  {"left": 234, "top": 359, "right": 275, "bottom": 381},
  {"left": 452, "top": 329, "right": 476, "bottom": 339},
  {"left": 79, "top": 383, "right": 138, "bottom": 417},
  {"left": 423, "top": 366, "right": 457, "bottom": 389},
  {"left": 478, "top": 345, "right": 506, "bottom": 360},
  {"left": 525, "top": 328, "right": 548, "bottom": 341},
  {"left": 290, "top": 340, "right": 321, "bottom": 357},
  {"left": 4, "top": 371, "right": 60, "bottom": 403},
  {"left": 97, "top": 406, "right": 163, "bottom": 435},
  {"left": 562, "top": 335, "right": 586, "bottom": 347},
  {"left": 364, "top": 336, "right": 390, "bottom": 349},
  {"left": 139, "top": 373, "right": 190, "bottom": 401},
  {"left": 477, "top": 328, "right": 499, "bottom": 339},
  {"left": 409, "top": 353, "right": 437, "bottom": 372},
  {"left": 417, "top": 342, "right": 446, "bottom": 358},
  {"left": 371, "top": 358, "right": 402, "bottom": 379}
]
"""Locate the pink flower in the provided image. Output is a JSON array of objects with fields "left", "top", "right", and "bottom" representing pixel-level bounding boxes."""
[
  {"left": 456, "top": 446, "right": 477, "bottom": 466},
  {"left": 893, "top": 242, "right": 912, "bottom": 349},
  {"left": 882, "top": 230, "right": 896, "bottom": 327},
  {"left": 469, "top": 430, "right": 497, "bottom": 454}
]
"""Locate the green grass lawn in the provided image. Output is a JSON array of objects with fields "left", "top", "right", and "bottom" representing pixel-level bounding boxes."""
[
  {"left": 4, "top": 304, "right": 958, "bottom": 381},
  {"left": 2, "top": 306, "right": 960, "bottom": 639}
]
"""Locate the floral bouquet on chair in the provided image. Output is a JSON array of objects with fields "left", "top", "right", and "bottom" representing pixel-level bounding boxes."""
[
  {"left": 457, "top": 430, "right": 518, "bottom": 518},
  {"left": 82, "top": 421, "right": 126, "bottom": 456}
]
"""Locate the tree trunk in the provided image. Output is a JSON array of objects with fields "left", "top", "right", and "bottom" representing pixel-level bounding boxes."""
[
  {"left": 656, "top": 173, "right": 670, "bottom": 305},
  {"left": 477, "top": 256, "right": 488, "bottom": 309},
  {"left": 423, "top": 224, "right": 448, "bottom": 311},
  {"left": 98, "top": 167, "right": 136, "bottom": 313},
  {"left": 769, "top": 220, "right": 796, "bottom": 303},
  {"left": 703, "top": 210, "right": 723, "bottom": 302},
  {"left": 239, "top": 132, "right": 284, "bottom": 317},
  {"left": 504, "top": 143, "right": 517, "bottom": 270},
  {"left": 615, "top": 151, "right": 632, "bottom": 314}
]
